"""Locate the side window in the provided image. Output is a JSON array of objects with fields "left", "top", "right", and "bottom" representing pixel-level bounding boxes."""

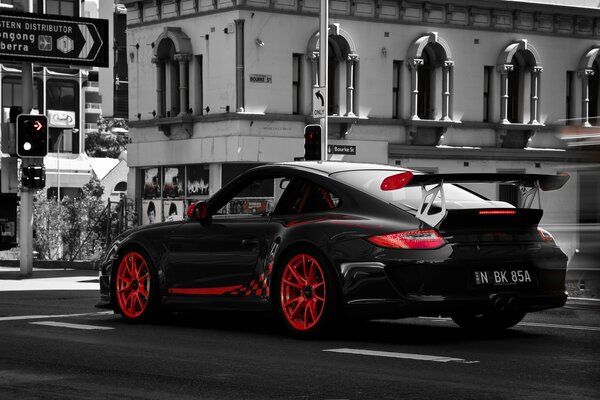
[
  {"left": 217, "top": 177, "right": 287, "bottom": 217},
  {"left": 274, "top": 178, "right": 341, "bottom": 215}
]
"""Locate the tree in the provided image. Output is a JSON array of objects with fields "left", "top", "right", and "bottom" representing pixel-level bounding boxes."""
[
  {"left": 33, "top": 178, "right": 106, "bottom": 261},
  {"left": 85, "top": 116, "right": 129, "bottom": 158}
]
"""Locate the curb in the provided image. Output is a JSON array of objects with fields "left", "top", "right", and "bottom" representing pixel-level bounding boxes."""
[
  {"left": 565, "top": 297, "right": 600, "bottom": 310},
  {"left": 0, "top": 260, "right": 96, "bottom": 270}
]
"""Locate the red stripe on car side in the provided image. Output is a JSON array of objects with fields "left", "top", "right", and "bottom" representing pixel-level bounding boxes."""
[{"left": 168, "top": 285, "right": 244, "bottom": 295}]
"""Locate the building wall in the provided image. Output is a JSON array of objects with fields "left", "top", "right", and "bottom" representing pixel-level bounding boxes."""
[{"left": 123, "top": 0, "right": 600, "bottom": 258}]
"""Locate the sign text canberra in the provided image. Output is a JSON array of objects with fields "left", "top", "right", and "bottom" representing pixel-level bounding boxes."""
[{"left": 0, "top": 12, "right": 108, "bottom": 67}]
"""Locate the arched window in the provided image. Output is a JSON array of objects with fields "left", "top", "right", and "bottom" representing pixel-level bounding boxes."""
[
  {"left": 497, "top": 40, "right": 542, "bottom": 125},
  {"left": 407, "top": 32, "right": 453, "bottom": 121},
  {"left": 578, "top": 47, "right": 600, "bottom": 127},
  {"left": 307, "top": 25, "right": 359, "bottom": 117},
  {"left": 152, "top": 27, "right": 192, "bottom": 118},
  {"left": 417, "top": 48, "right": 434, "bottom": 119},
  {"left": 589, "top": 62, "right": 599, "bottom": 125},
  {"left": 114, "top": 181, "right": 127, "bottom": 192}
]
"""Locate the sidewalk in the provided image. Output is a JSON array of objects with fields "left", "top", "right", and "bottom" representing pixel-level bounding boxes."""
[{"left": 0, "top": 266, "right": 98, "bottom": 291}]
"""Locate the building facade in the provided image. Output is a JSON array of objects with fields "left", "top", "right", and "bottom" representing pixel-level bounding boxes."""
[{"left": 123, "top": 0, "right": 600, "bottom": 258}]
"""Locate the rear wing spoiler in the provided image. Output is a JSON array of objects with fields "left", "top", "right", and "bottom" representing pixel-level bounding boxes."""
[
  {"left": 382, "top": 172, "right": 570, "bottom": 227},
  {"left": 406, "top": 173, "right": 569, "bottom": 192}
]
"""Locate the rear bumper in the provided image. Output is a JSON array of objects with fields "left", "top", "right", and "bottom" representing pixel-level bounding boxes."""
[
  {"left": 344, "top": 290, "right": 567, "bottom": 319},
  {"left": 337, "top": 242, "right": 568, "bottom": 319}
]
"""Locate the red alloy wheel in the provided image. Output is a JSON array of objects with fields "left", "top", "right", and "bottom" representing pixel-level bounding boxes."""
[
  {"left": 115, "top": 251, "right": 151, "bottom": 319},
  {"left": 280, "top": 253, "right": 327, "bottom": 331}
]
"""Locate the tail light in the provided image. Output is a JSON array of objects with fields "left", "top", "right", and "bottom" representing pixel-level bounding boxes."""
[
  {"left": 367, "top": 230, "right": 446, "bottom": 249},
  {"left": 537, "top": 227, "right": 555, "bottom": 242}
]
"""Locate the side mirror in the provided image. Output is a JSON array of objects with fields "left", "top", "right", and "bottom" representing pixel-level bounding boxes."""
[{"left": 186, "top": 201, "right": 208, "bottom": 221}]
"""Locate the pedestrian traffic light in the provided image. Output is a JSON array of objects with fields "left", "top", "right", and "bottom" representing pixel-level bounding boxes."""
[
  {"left": 16, "top": 114, "right": 48, "bottom": 158},
  {"left": 21, "top": 165, "right": 46, "bottom": 189},
  {"left": 304, "top": 124, "right": 322, "bottom": 161}
]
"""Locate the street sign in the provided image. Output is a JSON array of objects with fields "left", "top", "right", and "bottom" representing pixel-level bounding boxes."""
[
  {"left": 328, "top": 144, "right": 356, "bottom": 155},
  {"left": 0, "top": 11, "right": 108, "bottom": 67},
  {"left": 312, "top": 87, "right": 326, "bottom": 118}
]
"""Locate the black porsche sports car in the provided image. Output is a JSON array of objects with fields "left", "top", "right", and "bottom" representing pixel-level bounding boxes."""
[{"left": 96, "top": 161, "right": 570, "bottom": 337}]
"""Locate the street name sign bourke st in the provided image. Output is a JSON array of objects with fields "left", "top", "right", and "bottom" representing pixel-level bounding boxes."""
[{"left": 0, "top": 11, "right": 108, "bottom": 67}]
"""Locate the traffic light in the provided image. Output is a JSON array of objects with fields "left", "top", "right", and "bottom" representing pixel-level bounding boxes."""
[
  {"left": 21, "top": 165, "right": 46, "bottom": 190},
  {"left": 304, "top": 124, "right": 322, "bottom": 161},
  {"left": 16, "top": 114, "right": 48, "bottom": 158}
]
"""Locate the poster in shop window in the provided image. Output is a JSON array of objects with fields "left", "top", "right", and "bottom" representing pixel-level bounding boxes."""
[
  {"left": 164, "top": 200, "right": 184, "bottom": 222},
  {"left": 142, "top": 199, "right": 162, "bottom": 225},
  {"left": 143, "top": 168, "right": 161, "bottom": 198},
  {"left": 187, "top": 164, "right": 210, "bottom": 196},
  {"left": 164, "top": 166, "right": 184, "bottom": 198}
]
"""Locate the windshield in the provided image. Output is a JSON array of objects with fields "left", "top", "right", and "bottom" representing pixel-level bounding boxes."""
[{"left": 332, "top": 170, "right": 505, "bottom": 211}]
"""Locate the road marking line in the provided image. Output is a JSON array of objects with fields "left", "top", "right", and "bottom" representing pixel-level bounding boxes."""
[
  {"left": 417, "top": 317, "right": 600, "bottom": 332},
  {"left": 30, "top": 321, "right": 114, "bottom": 330},
  {"left": 0, "top": 311, "right": 113, "bottom": 322},
  {"left": 520, "top": 322, "right": 600, "bottom": 332},
  {"left": 323, "top": 348, "right": 479, "bottom": 364}
]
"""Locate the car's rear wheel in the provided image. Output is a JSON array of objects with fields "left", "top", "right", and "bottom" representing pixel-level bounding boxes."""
[
  {"left": 114, "top": 248, "right": 159, "bottom": 322},
  {"left": 451, "top": 310, "right": 526, "bottom": 330},
  {"left": 274, "top": 246, "right": 339, "bottom": 338}
]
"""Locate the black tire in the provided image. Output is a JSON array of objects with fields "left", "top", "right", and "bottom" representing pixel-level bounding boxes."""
[
  {"left": 113, "top": 247, "right": 161, "bottom": 323},
  {"left": 451, "top": 310, "right": 526, "bottom": 330},
  {"left": 273, "top": 245, "right": 340, "bottom": 338}
]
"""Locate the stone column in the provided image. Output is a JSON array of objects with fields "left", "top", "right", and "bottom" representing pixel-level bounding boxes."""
[
  {"left": 529, "top": 65, "right": 543, "bottom": 124},
  {"left": 408, "top": 58, "right": 424, "bottom": 120},
  {"left": 580, "top": 68, "right": 594, "bottom": 127},
  {"left": 441, "top": 60, "right": 454, "bottom": 121},
  {"left": 344, "top": 53, "right": 359, "bottom": 117},
  {"left": 175, "top": 54, "right": 190, "bottom": 116},
  {"left": 235, "top": 19, "right": 245, "bottom": 112},
  {"left": 309, "top": 52, "right": 320, "bottom": 87},
  {"left": 152, "top": 57, "right": 165, "bottom": 117},
  {"left": 498, "top": 64, "right": 514, "bottom": 124}
]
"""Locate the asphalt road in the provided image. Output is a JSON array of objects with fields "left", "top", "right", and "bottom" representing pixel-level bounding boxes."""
[{"left": 0, "top": 273, "right": 598, "bottom": 400}]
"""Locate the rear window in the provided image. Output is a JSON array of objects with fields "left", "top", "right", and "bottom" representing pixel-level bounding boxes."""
[{"left": 332, "top": 170, "right": 495, "bottom": 211}]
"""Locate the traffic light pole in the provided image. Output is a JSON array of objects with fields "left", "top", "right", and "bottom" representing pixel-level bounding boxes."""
[
  {"left": 20, "top": 62, "right": 34, "bottom": 276},
  {"left": 319, "top": 0, "right": 328, "bottom": 161}
]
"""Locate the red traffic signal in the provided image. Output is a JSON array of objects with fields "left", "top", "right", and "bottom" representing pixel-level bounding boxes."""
[
  {"left": 16, "top": 114, "right": 48, "bottom": 158},
  {"left": 304, "top": 124, "right": 322, "bottom": 161}
]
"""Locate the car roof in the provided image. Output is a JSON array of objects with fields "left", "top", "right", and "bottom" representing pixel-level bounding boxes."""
[{"left": 271, "top": 161, "right": 412, "bottom": 176}]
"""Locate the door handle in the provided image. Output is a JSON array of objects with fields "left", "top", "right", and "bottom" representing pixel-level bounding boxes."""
[{"left": 241, "top": 238, "right": 260, "bottom": 248}]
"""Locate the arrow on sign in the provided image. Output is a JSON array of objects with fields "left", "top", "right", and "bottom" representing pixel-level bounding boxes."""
[{"left": 315, "top": 91, "right": 324, "bottom": 107}]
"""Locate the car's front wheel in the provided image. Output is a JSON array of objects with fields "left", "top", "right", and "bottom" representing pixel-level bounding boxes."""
[
  {"left": 114, "top": 248, "right": 159, "bottom": 322},
  {"left": 274, "top": 246, "right": 339, "bottom": 338}
]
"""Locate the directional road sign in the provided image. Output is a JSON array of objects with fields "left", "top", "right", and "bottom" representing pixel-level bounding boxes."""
[
  {"left": 0, "top": 11, "right": 108, "bottom": 67},
  {"left": 312, "top": 87, "right": 326, "bottom": 118}
]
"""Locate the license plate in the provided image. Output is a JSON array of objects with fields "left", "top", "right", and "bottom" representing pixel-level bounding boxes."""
[{"left": 474, "top": 269, "right": 533, "bottom": 286}]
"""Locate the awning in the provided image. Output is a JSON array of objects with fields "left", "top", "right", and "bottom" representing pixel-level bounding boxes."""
[{"left": 44, "top": 153, "right": 93, "bottom": 188}]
